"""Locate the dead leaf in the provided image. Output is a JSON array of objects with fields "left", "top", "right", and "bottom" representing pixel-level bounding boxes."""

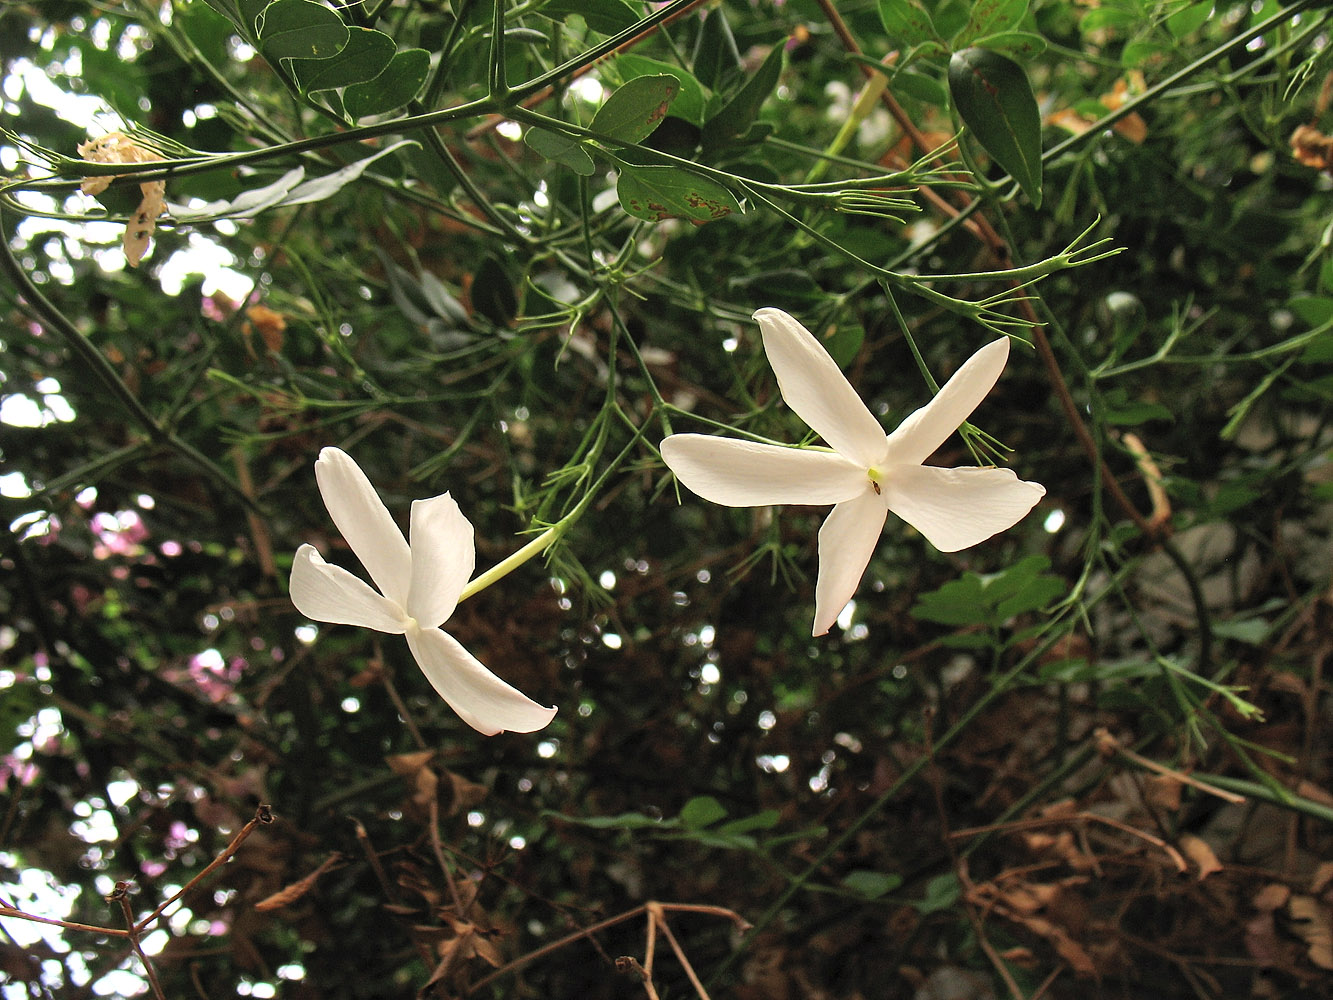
[
  {"left": 1288, "top": 894, "right": 1333, "bottom": 969},
  {"left": 1252, "top": 883, "right": 1290, "bottom": 912},
  {"left": 1178, "top": 834, "right": 1223, "bottom": 880},
  {"left": 1144, "top": 774, "right": 1183, "bottom": 812},
  {"left": 1292, "top": 123, "right": 1333, "bottom": 171},
  {"left": 386, "top": 750, "right": 436, "bottom": 775},
  {"left": 253, "top": 852, "right": 343, "bottom": 912},
  {"left": 77, "top": 131, "right": 166, "bottom": 267},
  {"left": 243, "top": 304, "right": 287, "bottom": 355},
  {"left": 1311, "top": 862, "right": 1333, "bottom": 896}
]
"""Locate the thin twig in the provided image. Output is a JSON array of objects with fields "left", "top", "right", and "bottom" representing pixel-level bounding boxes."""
[
  {"left": 1092, "top": 728, "right": 1246, "bottom": 804},
  {"left": 647, "top": 902, "right": 714, "bottom": 1000},
  {"left": 465, "top": 902, "right": 747, "bottom": 995},
  {"left": 136, "top": 804, "right": 274, "bottom": 933},
  {"left": 115, "top": 884, "right": 166, "bottom": 1000}
]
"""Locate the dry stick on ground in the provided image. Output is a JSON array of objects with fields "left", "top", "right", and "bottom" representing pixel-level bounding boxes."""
[
  {"left": 464, "top": 902, "right": 750, "bottom": 996},
  {"left": 1092, "top": 727, "right": 1246, "bottom": 805},
  {"left": 923, "top": 711, "right": 1031, "bottom": 1000},
  {"left": 948, "top": 812, "right": 1189, "bottom": 874}
]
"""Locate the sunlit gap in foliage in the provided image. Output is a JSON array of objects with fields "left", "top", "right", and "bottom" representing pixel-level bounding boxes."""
[{"left": 4, "top": 55, "right": 254, "bottom": 299}]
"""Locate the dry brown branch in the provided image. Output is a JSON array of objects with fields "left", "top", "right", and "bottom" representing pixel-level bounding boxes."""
[
  {"left": 1093, "top": 727, "right": 1246, "bottom": 804},
  {"left": 464, "top": 901, "right": 749, "bottom": 996}
]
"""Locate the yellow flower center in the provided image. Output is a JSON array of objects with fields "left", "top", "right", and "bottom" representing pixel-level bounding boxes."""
[{"left": 867, "top": 467, "right": 884, "bottom": 495}]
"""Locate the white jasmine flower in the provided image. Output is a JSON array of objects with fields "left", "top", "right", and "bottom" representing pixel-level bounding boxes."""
[
  {"left": 289, "top": 448, "right": 557, "bottom": 735},
  {"left": 660, "top": 308, "right": 1046, "bottom": 636}
]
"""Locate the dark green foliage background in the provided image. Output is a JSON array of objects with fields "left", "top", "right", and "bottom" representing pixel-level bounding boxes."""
[{"left": 2, "top": 0, "right": 1333, "bottom": 996}]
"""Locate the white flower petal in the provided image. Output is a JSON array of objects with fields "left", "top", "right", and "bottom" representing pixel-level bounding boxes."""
[
  {"left": 405, "top": 626, "right": 557, "bottom": 735},
  {"left": 813, "top": 490, "right": 888, "bottom": 636},
  {"left": 313, "top": 448, "right": 412, "bottom": 607},
  {"left": 405, "top": 492, "right": 474, "bottom": 630},
  {"left": 754, "top": 308, "right": 887, "bottom": 467},
  {"left": 882, "top": 339, "right": 1011, "bottom": 466},
  {"left": 662, "top": 434, "right": 869, "bottom": 507},
  {"left": 883, "top": 465, "right": 1045, "bottom": 552},
  {"left": 289, "top": 544, "right": 407, "bottom": 633}
]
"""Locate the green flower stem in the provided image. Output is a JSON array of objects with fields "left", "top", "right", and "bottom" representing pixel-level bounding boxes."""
[
  {"left": 458, "top": 524, "right": 562, "bottom": 603},
  {"left": 1190, "top": 774, "right": 1333, "bottom": 824}
]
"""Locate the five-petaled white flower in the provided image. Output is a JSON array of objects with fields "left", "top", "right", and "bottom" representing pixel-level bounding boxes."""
[
  {"left": 660, "top": 308, "right": 1046, "bottom": 637},
  {"left": 289, "top": 447, "right": 557, "bottom": 735}
]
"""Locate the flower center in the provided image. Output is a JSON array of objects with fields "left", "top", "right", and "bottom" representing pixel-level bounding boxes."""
[{"left": 867, "top": 467, "right": 884, "bottom": 496}]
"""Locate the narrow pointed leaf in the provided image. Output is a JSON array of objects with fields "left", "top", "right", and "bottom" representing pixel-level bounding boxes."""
[
  {"left": 344, "top": 48, "right": 430, "bottom": 118},
  {"left": 200, "top": 0, "right": 269, "bottom": 39},
  {"left": 615, "top": 164, "right": 740, "bottom": 223},
  {"left": 537, "top": 0, "right": 640, "bottom": 35},
  {"left": 524, "top": 127, "right": 597, "bottom": 176},
  {"left": 284, "top": 140, "right": 418, "bottom": 204},
  {"left": 258, "top": 0, "right": 349, "bottom": 62},
  {"left": 701, "top": 43, "right": 783, "bottom": 150},
  {"left": 692, "top": 6, "right": 744, "bottom": 92},
  {"left": 590, "top": 75, "right": 680, "bottom": 144},
  {"left": 948, "top": 47, "right": 1043, "bottom": 206}
]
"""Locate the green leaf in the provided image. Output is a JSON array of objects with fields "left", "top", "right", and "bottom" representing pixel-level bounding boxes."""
[
  {"left": 878, "top": 0, "right": 942, "bottom": 47},
  {"left": 542, "top": 809, "right": 674, "bottom": 830},
  {"left": 910, "top": 574, "right": 989, "bottom": 626},
  {"left": 1288, "top": 295, "right": 1333, "bottom": 328},
  {"left": 590, "top": 75, "right": 681, "bottom": 144},
  {"left": 948, "top": 47, "right": 1043, "bottom": 206},
  {"left": 718, "top": 809, "right": 781, "bottom": 835},
  {"left": 200, "top": 0, "right": 269, "bottom": 38},
  {"left": 290, "top": 26, "right": 394, "bottom": 94},
  {"left": 538, "top": 0, "right": 641, "bottom": 36},
  {"left": 692, "top": 7, "right": 744, "bottom": 93},
  {"left": 821, "top": 323, "right": 865, "bottom": 369},
  {"left": 472, "top": 255, "right": 518, "bottom": 326},
  {"left": 972, "top": 30, "right": 1048, "bottom": 60},
  {"left": 911, "top": 556, "right": 1063, "bottom": 629},
  {"left": 962, "top": 0, "right": 1030, "bottom": 41},
  {"left": 842, "top": 870, "right": 903, "bottom": 899},
  {"left": 892, "top": 69, "right": 949, "bottom": 107},
  {"left": 1167, "top": 1, "right": 1214, "bottom": 38},
  {"left": 524, "top": 127, "right": 596, "bottom": 176},
  {"left": 258, "top": 0, "right": 349, "bottom": 63},
  {"left": 915, "top": 872, "right": 962, "bottom": 914},
  {"left": 679, "top": 795, "right": 728, "bottom": 829},
  {"left": 702, "top": 43, "right": 784, "bottom": 151},
  {"left": 343, "top": 48, "right": 430, "bottom": 118},
  {"left": 613, "top": 55, "right": 708, "bottom": 125},
  {"left": 1212, "top": 618, "right": 1270, "bottom": 645},
  {"left": 1121, "top": 38, "right": 1173, "bottom": 69},
  {"left": 1102, "top": 388, "right": 1173, "bottom": 426},
  {"left": 615, "top": 164, "right": 742, "bottom": 223}
]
